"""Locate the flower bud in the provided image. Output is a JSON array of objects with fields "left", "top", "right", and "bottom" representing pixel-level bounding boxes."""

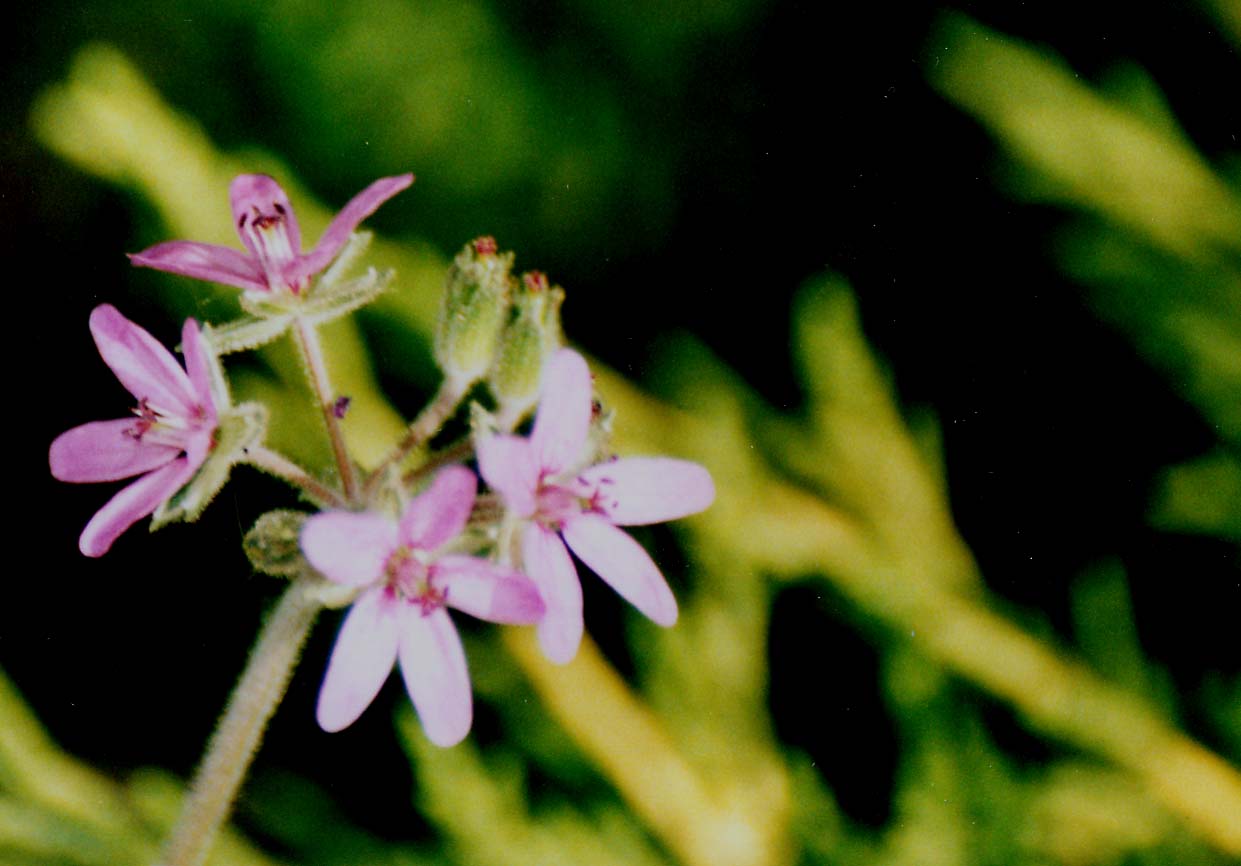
[
  {"left": 434, "top": 237, "right": 515, "bottom": 389},
  {"left": 489, "top": 270, "right": 565, "bottom": 429}
]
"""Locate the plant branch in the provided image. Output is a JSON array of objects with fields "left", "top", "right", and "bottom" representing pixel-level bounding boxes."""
[
  {"left": 156, "top": 580, "right": 320, "bottom": 866},
  {"left": 291, "top": 317, "right": 359, "bottom": 503}
]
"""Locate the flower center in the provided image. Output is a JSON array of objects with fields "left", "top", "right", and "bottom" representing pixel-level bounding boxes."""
[
  {"left": 125, "top": 398, "right": 206, "bottom": 449},
  {"left": 238, "top": 204, "right": 304, "bottom": 293},
  {"left": 384, "top": 545, "right": 447, "bottom": 615},
  {"left": 534, "top": 473, "right": 616, "bottom": 530}
]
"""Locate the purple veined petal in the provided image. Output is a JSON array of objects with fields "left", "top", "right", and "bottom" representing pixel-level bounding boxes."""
[
  {"left": 297, "top": 173, "right": 415, "bottom": 278},
  {"left": 522, "top": 523, "right": 584, "bottom": 664},
  {"left": 434, "top": 555, "right": 545, "bottom": 624},
  {"left": 400, "top": 465, "right": 477, "bottom": 551},
  {"left": 50, "top": 419, "right": 181, "bottom": 483},
  {"left": 128, "top": 241, "right": 268, "bottom": 293},
  {"left": 78, "top": 456, "right": 198, "bottom": 557},
  {"left": 230, "top": 174, "right": 302, "bottom": 268},
  {"left": 531, "top": 349, "right": 593, "bottom": 476},
  {"left": 577, "top": 457, "right": 715, "bottom": 526},
  {"left": 301, "top": 511, "right": 398, "bottom": 586},
  {"left": 396, "top": 605, "right": 472, "bottom": 747},
  {"left": 561, "top": 514, "right": 678, "bottom": 628},
  {"left": 316, "top": 588, "right": 401, "bottom": 733},
  {"left": 89, "top": 305, "right": 198, "bottom": 418},
  {"left": 180, "top": 318, "right": 218, "bottom": 424},
  {"left": 476, "top": 434, "right": 539, "bottom": 518}
]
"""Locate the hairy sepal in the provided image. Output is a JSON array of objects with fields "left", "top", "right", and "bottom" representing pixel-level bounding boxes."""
[{"left": 151, "top": 402, "right": 268, "bottom": 529}]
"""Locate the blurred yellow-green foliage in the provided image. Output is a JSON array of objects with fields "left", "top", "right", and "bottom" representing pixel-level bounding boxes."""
[{"left": 6, "top": 2, "right": 1241, "bottom": 865}]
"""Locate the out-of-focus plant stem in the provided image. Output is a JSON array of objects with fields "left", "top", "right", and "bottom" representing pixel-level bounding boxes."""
[{"left": 505, "top": 630, "right": 788, "bottom": 866}]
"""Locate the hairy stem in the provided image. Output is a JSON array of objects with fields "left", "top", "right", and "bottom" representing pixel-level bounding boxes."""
[
  {"left": 243, "top": 445, "right": 346, "bottom": 508},
  {"left": 363, "top": 379, "right": 464, "bottom": 499},
  {"left": 401, "top": 436, "right": 474, "bottom": 488},
  {"left": 292, "top": 317, "right": 359, "bottom": 502},
  {"left": 156, "top": 581, "right": 320, "bottom": 866}
]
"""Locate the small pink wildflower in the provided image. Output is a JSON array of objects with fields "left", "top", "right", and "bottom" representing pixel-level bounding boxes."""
[
  {"left": 301, "top": 466, "right": 543, "bottom": 745},
  {"left": 129, "top": 173, "right": 413, "bottom": 295},
  {"left": 477, "top": 349, "right": 715, "bottom": 664},
  {"left": 49, "top": 305, "right": 220, "bottom": 557}
]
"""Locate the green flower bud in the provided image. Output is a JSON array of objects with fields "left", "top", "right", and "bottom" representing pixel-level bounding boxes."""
[
  {"left": 434, "top": 236, "right": 515, "bottom": 389},
  {"left": 489, "top": 270, "right": 565, "bottom": 429}
]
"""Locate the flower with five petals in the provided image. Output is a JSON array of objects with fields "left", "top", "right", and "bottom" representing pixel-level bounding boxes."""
[
  {"left": 129, "top": 173, "right": 413, "bottom": 295},
  {"left": 49, "top": 305, "right": 222, "bottom": 557},
  {"left": 301, "top": 466, "right": 544, "bottom": 745},
  {"left": 477, "top": 349, "right": 715, "bottom": 664}
]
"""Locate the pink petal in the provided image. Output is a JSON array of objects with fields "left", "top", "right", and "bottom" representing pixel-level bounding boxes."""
[
  {"left": 434, "top": 555, "right": 545, "bottom": 624},
  {"left": 561, "top": 514, "right": 678, "bottom": 627},
  {"left": 396, "top": 606, "right": 472, "bottom": 747},
  {"left": 476, "top": 434, "right": 538, "bottom": 518},
  {"left": 301, "top": 511, "right": 397, "bottom": 586},
  {"left": 78, "top": 456, "right": 197, "bottom": 557},
  {"left": 399, "top": 466, "right": 476, "bottom": 551},
  {"left": 128, "top": 241, "right": 267, "bottom": 293},
  {"left": 531, "top": 349, "right": 593, "bottom": 475},
  {"left": 522, "top": 523, "right": 583, "bottom": 664},
  {"left": 297, "top": 174, "right": 415, "bottom": 278},
  {"left": 50, "top": 419, "right": 181, "bottom": 483},
  {"left": 180, "top": 318, "right": 218, "bottom": 424},
  {"left": 577, "top": 457, "right": 715, "bottom": 525},
  {"left": 89, "top": 305, "right": 198, "bottom": 418},
  {"left": 230, "top": 174, "right": 302, "bottom": 264},
  {"left": 316, "top": 588, "right": 400, "bottom": 732}
]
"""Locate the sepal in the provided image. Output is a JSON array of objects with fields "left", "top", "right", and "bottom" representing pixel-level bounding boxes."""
[
  {"left": 244, "top": 509, "right": 311, "bottom": 577},
  {"left": 434, "top": 237, "right": 514, "bottom": 389},
  {"left": 205, "top": 316, "right": 293, "bottom": 355},
  {"left": 151, "top": 402, "right": 268, "bottom": 529},
  {"left": 489, "top": 270, "right": 565, "bottom": 430}
]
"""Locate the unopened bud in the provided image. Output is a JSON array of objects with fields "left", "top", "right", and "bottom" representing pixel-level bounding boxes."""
[
  {"left": 434, "top": 237, "right": 515, "bottom": 388},
  {"left": 489, "top": 270, "right": 565, "bottom": 429}
]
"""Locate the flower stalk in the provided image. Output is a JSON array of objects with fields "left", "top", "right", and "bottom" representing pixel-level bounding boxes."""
[
  {"left": 157, "top": 579, "right": 321, "bottom": 866},
  {"left": 291, "top": 317, "right": 359, "bottom": 502}
]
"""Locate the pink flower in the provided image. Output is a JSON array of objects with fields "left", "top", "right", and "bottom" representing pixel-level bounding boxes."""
[
  {"left": 129, "top": 173, "right": 413, "bottom": 295},
  {"left": 477, "top": 349, "right": 715, "bottom": 664},
  {"left": 301, "top": 466, "right": 544, "bottom": 745},
  {"left": 49, "top": 305, "right": 220, "bottom": 557}
]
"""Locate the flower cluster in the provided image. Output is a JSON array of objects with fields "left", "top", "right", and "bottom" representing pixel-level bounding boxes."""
[{"left": 50, "top": 173, "right": 714, "bottom": 749}]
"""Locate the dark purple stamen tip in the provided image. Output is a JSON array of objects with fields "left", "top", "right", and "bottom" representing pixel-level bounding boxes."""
[{"left": 333, "top": 396, "right": 351, "bottom": 419}]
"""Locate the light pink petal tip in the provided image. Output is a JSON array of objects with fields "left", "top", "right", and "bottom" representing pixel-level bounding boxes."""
[
  {"left": 562, "top": 515, "right": 678, "bottom": 627},
  {"left": 435, "top": 555, "right": 545, "bottom": 624},
  {"left": 300, "top": 173, "right": 415, "bottom": 276},
  {"left": 128, "top": 242, "right": 267, "bottom": 293},
  {"left": 50, "top": 419, "right": 180, "bottom": 483},
  {"left": 89, "top": 305, "right": 197, "bottom": 418},
  {"left": 397, "top": 606, "right": 472, "bottom": 747},
  {"left": 317, "top": 588, "right": 400, "bottom": 732},
  {"left": 578, "top": 457, "right": 715, "bottom": 525},
  {"left": 522, "top": 524, "right": 584, "bottom": 664},
  {"left": 476, "top": 434, "right": 538, "bottom": 518},
  {"left": 532, "top": 349, "right": 593, "bottom": 475},
  {"left": 301, "top": 511, "right": 397, "bottom": 586},
  {"left": 78, "top": 457, "right": 197, "bottom": 557},
  {"left": 400, "top": 466, "right": 476, "bottom": 551}
]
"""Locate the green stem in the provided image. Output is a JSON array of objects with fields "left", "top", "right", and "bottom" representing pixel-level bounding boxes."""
[
  {"left": 291, "top": 317, "right": 359, "bottom": 503},
  {"left": 363, "top": 379, "right": 464, "bottom": 499},
  {"left": 243, "top": 445, "right": 346, "bottom": 508},
  {"left": 156, "top": 580, "right": 320, "bottom": 866}
]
